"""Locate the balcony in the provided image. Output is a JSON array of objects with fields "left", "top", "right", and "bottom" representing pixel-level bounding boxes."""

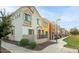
[{"left": 23, "top": 21, "right": 32, "bottom": 27}]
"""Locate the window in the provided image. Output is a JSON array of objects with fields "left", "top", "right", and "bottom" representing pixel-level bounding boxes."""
[
  {"left": 29, "top": 29, "right": 34, "bottom": 35},
  {"left": 45, "top": 31, "right": 48, "bottom": 37},
  {"left": 38, "top": 30, "right": 41, "bottom": 35},
  {"left": 14, "top": 13, "right": 20, "bottom": 19},
  {"left": 37, "top": 18, "right": 39, "bottom": 25},
  {"left": 11, "top": 26, "right": 15, "bottom": 35},
  {"left": 42, "top": 30, "right": 44, "bottom": 35},
  {"left": 25, "top": 14, "right": 32, "bottom": 21},
  {"left": 38, "top": 30, "right": 41, "bottom": 39},
  {"left": 11, "top": 30, "right": 14, "bottom": 35},
  {"left": 18, "top": 13, "right": 20, "bottom": 17},
  {"left": 44, "top": 21, "right": 48, "bottom": 27}
]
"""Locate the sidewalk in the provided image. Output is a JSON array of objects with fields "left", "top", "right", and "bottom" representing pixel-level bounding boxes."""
[
  {"left": 41, "top": 37, "right": 78, "bottom": 53},
  {"left": 1, "top": 37, "right": 78, "bottom": 53},
  {"left": 2, "top": 41, "right": 37, "bottom": 53}
]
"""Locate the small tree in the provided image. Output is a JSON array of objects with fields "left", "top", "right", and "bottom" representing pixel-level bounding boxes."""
[
  {"left": 0, "top": 9, "right": 12, "bottom": 52},
  {"left": 70, "top": 28, "right": 79, "bottom": 35}
]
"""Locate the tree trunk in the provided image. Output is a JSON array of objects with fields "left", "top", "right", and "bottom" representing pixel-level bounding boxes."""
[
  {"left": 78, "top": 49, "right": 79, "bottom": 53},
  {"left": 0, "top": 38, "right": 1, "bottom": 53}
]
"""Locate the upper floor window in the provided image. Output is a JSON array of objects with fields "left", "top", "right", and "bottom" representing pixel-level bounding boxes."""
[
  {"left": 43, "top": 21, "right": 48, "bottom": 28},
  {"left": 11, "top": 26, "right": 15, "bottom": 35},
  {"left": 14, "top": 13, "right": 20, "bottom": 19},
  {"left": 25, "top": 14, "right": 32, "bottom": 21},
  {"left": 37, "top": 18, "right": 39, "bottom": 25},
  {"left": 44, "top": 22, "right": 48, "bottom": 26}
]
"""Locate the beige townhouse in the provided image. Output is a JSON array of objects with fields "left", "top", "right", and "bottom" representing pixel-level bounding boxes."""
[{"left": 9, "top": 6, "right": 49, "bottom": 44}]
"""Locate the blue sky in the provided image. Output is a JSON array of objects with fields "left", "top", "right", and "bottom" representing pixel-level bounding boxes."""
[
  {"left": 36, "top": 6, "right": 79, "bottom": 30},
  {"left": 0, "top": 6, "right": 79, "bottom": 30}
]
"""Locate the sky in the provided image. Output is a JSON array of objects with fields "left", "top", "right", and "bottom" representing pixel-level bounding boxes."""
[
  {"left": 36, "top": 6, "right": 79, "bottom": 30},
  {"left": 0, "top": 6, "right": 79, "bottom": 30}
]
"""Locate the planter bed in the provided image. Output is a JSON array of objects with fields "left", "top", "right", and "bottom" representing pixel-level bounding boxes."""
[
  {"left": 3, "top": 39, "right": 55, "bottom": 51},
  {"left": 1, "top": 47, "right": 11, "bottom": 53}
]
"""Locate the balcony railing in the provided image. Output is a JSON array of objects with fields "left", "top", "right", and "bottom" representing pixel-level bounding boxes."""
[
  {"left": 23, "top": 21, "right": 31, "bottom": 27},
  {"left": 37, "top": 35, "right": 48, "bottom": 39}
]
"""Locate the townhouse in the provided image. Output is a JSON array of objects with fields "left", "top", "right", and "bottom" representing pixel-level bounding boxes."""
[
  {"left": 48, "top": 21, "right": 55, "bottom": 40},
  {"left": 9, "top": 6, "right": 49, "bottom": 44},
  {"left": 8, "top": 6, "right": 68, "bottom": 44},
  {"left": 60, "top": 28, "right": 69, "bottom": 37},
  {"left": 36, "top": 17, "right": 49, "bottom": 43}
]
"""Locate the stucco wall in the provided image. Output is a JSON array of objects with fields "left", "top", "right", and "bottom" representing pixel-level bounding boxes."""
[
  {"left": 11, "top": 10, "right": 23, "bottom": 41},
  {"left": 11, "top": 7, "right": 49, "bottom": 43}
]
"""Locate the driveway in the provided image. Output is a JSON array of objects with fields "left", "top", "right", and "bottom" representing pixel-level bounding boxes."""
[{"left": 2, "top": 37, "right": 78, "bottom": 53}]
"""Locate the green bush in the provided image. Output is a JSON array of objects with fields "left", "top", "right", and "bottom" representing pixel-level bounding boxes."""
[
  {"left": 20, "top": 38, "right": 29, "bottom": 46},
  {"left": 70, "top": 28, "right": 79, "bottom": 35},
  {"left": 4, "top": 36, "right": 9, "bottom": 40},
  {"left": 30, "top": 41, "right": 37, "bottom": 49}
]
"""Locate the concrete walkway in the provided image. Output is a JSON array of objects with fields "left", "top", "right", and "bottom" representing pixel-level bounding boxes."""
[
  {"left": 2, "top": 41, "right": 37, "bottom": 53},
  {"left": 2, "top": 37, "right": 78, "bottom": 53},
  {"left": 40, "top": 37, "right": 78, "bottom": 53}
]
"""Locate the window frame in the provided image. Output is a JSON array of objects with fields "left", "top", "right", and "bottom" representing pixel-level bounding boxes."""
[
  {"left": 24, "top": 13, "right": 32, "bottom": 22},
  {"left": 28, "top": 29, "right": 34, "bottom": 35}
]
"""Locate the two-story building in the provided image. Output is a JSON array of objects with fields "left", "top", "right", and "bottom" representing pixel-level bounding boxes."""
[
  {"left": 48, "top": 21, "right": 55, "bottom": 40},
  {"left": 9, "top": 6, "right": 49, "bottom": 44},
  {"left": 36, "top": 17, "right": 49, "bottom": 43}
]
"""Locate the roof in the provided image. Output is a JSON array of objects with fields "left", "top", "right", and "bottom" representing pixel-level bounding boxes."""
[{"left": 10, "top": 6, "right": 41, "bottom": 17}]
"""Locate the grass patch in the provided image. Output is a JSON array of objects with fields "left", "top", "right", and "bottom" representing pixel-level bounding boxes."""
[{"left": 64, "top": 35, "right": 79, "bottom": 49}]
